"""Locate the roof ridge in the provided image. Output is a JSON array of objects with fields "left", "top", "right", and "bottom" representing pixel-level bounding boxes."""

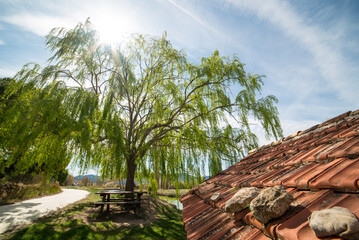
[{"left": 249, "top": 109, "right": 359, "bottom": 155}]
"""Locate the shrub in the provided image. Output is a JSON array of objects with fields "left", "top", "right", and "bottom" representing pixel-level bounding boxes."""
[
  {"left": 0, "top": 182, "right": 61, "bottom": 204},
  {"left": 55, "top": 169, "right": 68, "bottom": 186}
]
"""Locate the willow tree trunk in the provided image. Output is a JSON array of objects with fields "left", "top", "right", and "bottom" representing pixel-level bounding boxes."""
[{"left": 125, "top": 157, "right": 137, "bottom": 191}]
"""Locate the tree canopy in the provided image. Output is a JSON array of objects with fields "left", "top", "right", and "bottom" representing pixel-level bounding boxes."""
[
  {"left": 0, "top": 19, "right": 282, "bottom": 191},
  {"left": 0, "top": 77, "right": 73, "bottom": 180}
]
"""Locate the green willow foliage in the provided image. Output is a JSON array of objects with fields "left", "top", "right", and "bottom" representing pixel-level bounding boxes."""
[
  {"left": 0, "top": 19, "right": 282, "bottom": 191},
  {"left": 0, "top": 77, "right": 73, "bottom": 178}
]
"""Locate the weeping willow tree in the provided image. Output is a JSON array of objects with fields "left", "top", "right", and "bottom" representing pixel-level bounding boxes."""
[{"left": 2, "top": 19, "right": 282, "bottom": 191}]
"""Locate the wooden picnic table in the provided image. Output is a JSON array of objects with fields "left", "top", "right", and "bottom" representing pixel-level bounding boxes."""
[{"left": 94, "top": 190, "right": 147, "bottom": 214}]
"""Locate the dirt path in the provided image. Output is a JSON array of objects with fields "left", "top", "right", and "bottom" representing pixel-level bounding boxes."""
[{"left": 0, "top": 188, "right": 89, "bottom": 235}]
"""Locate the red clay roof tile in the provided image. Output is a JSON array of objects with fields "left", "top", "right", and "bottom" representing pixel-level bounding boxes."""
[
  {"left": 249, "top": 167, "right": 291, "bottom": 187},
  {"left": 187, "top": 210, "right": 230, "bottom": 239},
  {"left": 318, "top": 111, "right": 351, "bottom": 127},
  {"left": 239, "top": 228, "right": 270, "bottom": 240},
  {"left": 327, "top": 136, "right": 359, "bottom": 159},
  {"left": 181, "top": 110, "right": 359, "bottom": 239},
  {"left": 198, "top": 182, "right": 216, "bottom": 194},
  {"left": 308, "top": 158, "right": 359, "bottom": 191},
  {"left": 233, "top": 208, "right": 250, "bottom": 221},
  {"left": 285, "top": 159, "right": 344, "bottom": 190},
  {"left": 338, "top": 124, "right": 359, "bottom": 138}
]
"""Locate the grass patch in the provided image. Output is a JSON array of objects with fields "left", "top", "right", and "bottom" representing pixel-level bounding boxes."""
[
  {"left": 156, "top": 189, "right": 189, "bottom": 197},
  {"left": 4, "top": 187, "right": 186, "bottom": 240}
]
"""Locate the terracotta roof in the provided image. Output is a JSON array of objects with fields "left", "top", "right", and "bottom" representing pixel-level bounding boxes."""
[{"left": 181, "top": 110, "right": 359, "bottom": 240}]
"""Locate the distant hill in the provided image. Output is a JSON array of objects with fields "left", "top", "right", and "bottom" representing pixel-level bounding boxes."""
[
  {"left": 180, "top": 174, "right": 210, "bottom": 181},
  {"left": 74, "top": 174, "right": 210, "bottom": 184},
  {"left": 74, "top": 174, "right": 101, "bottom": 182}
]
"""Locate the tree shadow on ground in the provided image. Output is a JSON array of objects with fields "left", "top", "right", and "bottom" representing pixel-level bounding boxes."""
[{"left": 7, "top": 217, "right": 186, "bottom": 240}]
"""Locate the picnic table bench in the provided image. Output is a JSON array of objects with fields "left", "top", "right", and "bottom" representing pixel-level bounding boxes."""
[{"left": 94, "top": 190, "right": 147, "bottom": 214}]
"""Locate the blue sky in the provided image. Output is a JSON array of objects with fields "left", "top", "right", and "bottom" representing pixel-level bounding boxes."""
[{"left": 1, "top": 0, "right": 358, "bottom": 174}]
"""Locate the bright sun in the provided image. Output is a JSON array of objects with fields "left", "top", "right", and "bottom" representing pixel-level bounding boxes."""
[{"left": 93, "top": 14, "right": 136, "bottom": 45}]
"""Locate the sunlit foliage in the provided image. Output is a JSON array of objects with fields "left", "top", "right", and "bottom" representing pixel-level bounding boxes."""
[
  {"left": 0, "top": 77, "right": 72, "bottom": 179},
  {"left": 0, "top": 19, "right": 282, "bottom": 191}
]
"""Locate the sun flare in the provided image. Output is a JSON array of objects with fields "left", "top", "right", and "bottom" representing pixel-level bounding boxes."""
[{"left": 93, "top": 14, "right": 136, "bottom": 45}]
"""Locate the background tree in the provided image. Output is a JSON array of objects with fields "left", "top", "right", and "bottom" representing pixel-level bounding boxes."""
[
  {"left": 64, "top": 174, "right": 74, "bottom": 186},
  {"left": 95, "top": 178, "right": 102, "bottom": 186},
  {"left": 80, "top": 176, "right": 92, "bottom": 186},
  {"left": 6, "top": 19, "right": 282, "bottom": 191},
  {"left": 0, "top": 77, "right": 73, "bottom": 181},
  {"left": 55, "top": 169, "right": 69, "bottom": 186}
]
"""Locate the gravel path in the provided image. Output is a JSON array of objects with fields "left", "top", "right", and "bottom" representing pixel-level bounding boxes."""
[{"left": 0, "top": 188, "right": 89, "bottom": 235}]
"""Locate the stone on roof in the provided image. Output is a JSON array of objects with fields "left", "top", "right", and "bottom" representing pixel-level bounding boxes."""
[
  {"left": 224, "top": 187, "right": 260, "bottom": 213},
  {"left": 181, "top": 109, "right": 359, "bottom": 240},
  {"left": 309, "top": 206, "right": 359, "bottom": 239}
]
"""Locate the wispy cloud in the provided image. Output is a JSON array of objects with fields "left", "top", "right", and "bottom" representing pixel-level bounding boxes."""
[
  {"left": 2, "top": 13, "right": 77, "bottom": 36},
  {"left": 167, "top": 0, "right": 217, "bottom": 34},
  {"left": 249, "top": 117, "right": 320, "bottom": 146},
  {"left": 0, "top": 39, "right": 5, "bottom": 45},
  {"left": 1, "top": 0, "right": 357, "bottom": 130},
  {"left": 0, "top": 68, "right": 17, "bottom": 78},
  {"left": 224, "top": 0, "right": 359, "bottom": 105}
]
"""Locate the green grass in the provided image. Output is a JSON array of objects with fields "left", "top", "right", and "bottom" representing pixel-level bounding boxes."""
[
  {"left": 156, "top": 189, "right": 189, "bottom": 197},
  {"left": 5, "top": 187, "right": 186, "bottom": 240},
  {"left": 7, "top": 217, "right": 186, "bottom": 240}
]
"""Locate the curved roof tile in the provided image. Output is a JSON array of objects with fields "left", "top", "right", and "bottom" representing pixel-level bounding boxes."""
[{"left": 181, "top": 109, "right": 359, "bottom": 240}]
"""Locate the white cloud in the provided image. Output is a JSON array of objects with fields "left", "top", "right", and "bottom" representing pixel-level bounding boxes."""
[
  {"left": 0, "top": 4, "right": 149, "bottom": 50},
  {"left": 1, "top": 0, "right": 356, "bottom": 125},
  {"left": 224, "top": 0, "right": 359, "bottom": 105},
  {"left": 2, "top": 13, "right": 77, "bottom": 36},
  {"left": 0, "top": 39, "right": 5, "bottom": 45},
  {"left": 0, "top": 68, "right": 17, "bottom": 77},
  {"left": 1, "top": 1, "right": 205, "bottom": 47},
  {"left": 0, "top": 0, "right": 240, "bottom": 58},
  {"left": 249, "top": 117, "right": 320, "bottom": 146},
  {"left": 280, "top": 118, "right": 320, "bottom": 137}
]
